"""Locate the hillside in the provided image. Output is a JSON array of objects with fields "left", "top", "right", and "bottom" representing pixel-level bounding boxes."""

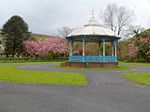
[
  {"left": 141, "top": 28, "right": 150, "bottom": 37},
  {"left": 0, "top": 33, "right": 56, "bottom": 41},
  {"left": 31, "top": 33, "right": 51, "bottom": 39},
  {"left": 118, "top": 28, "right": 150, "bottom": 62},
  {"left": 0, "top": 34, "right": 2, "bottom": 38},
  {"left": 0, "top": 31, "right": 2, "bottom": 39},
  {"left": 0, "top": 32, "right": 2, "bottom": 44},
  {"left": 31, "top": 33, "right": 58, "bottom": 41}
]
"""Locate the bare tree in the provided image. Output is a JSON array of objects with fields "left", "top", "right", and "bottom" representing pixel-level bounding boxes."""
[
  {"left": 57, "top": 27, "right": 73, "bottom": 38},
  {"left": 116, "top": 6, "right": 133, "bottom": 35},
  {"left": 102, "top": 4, "right": 134, "bottom": 36},
  {"left": 103, "top": 4, "right": 117, "bottom": 31},
  {"left": 125, "top": 25, "right": 145, "bottom": 38}
]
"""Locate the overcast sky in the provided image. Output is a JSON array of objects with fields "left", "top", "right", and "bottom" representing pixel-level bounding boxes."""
[{"left": 0, "top": 0, "right": 149, "bottom": 35}]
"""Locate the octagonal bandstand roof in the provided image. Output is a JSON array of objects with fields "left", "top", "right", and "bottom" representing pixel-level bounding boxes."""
[{"left": 67, "top": 16, "right": 120, "bottom": 41}]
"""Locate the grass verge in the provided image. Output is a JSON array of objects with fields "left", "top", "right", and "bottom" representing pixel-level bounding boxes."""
[
  {"left": 0, "top": 60, "right": 65, "bottom": 63},
  {"left": 119, "top": 62, "right": 150, "bottom": 66},
  {"left": 0, "top": 62, "right": 63, "bottom": 65},
  {"left": 130, "top": 63, "right": 150, "bottom": 66},
  {"left": 0, "top": 65, "right": 88, "bottom": 86},
  {"left": 122, "top": 72, "right": 150, "bottom": 86},
  {"left": 52, "top": 65, "right": 133, "bottom": 71}
]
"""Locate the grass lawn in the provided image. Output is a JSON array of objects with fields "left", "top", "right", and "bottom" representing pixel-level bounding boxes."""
[
  {"left": 0, "top": 59, "right": 65, "bottom": 63},
  {"left": 119, "top": 62, "right": 150, "bottom": 66},
  {"left": 53, "top": 65, "right": 133, "bottom": 71},
  {"left": 0, "top": 65, "right": 88, "bottom": 86},
  {"left": 0, "top": 60, "right": 63, "bottom": 65},
  {"left": 122, "top": 72, "right": 150, "bottom": 86},
  {"left": 130, "top": 63, "right": 150, "bottom": 66}
]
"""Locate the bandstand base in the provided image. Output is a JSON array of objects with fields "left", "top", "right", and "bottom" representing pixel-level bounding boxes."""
[{"left": 61, "top": 62, "right": 118, "bottom": 68}]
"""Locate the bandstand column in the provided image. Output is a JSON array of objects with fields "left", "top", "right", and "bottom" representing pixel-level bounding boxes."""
[
  {"left": 114, "top": 40, "right": 117, "bottom": 57},
  {"left": 82, "top": 38, "right": 85, "bottom": 56},
  {"left": 69, "top": 40, "right": 73, "bottom": 56},
  {"left": 82, "top": 37, "right": 86, "bottom": 62},
  {"left": 102, "top": 39, "right": 106, "bottom": 56},
  {"left": 111, "top": 41, "right": 115, "bottom": 56}
]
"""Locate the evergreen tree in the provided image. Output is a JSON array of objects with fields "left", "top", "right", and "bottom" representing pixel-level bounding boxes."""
[{"left": 1, "top": 15, "right": 30, "bottom": 56}]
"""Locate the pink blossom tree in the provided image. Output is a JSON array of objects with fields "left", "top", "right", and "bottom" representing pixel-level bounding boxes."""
[
  {"left": 128, "top": 43, "right": 138, "bottom": 58},
  {"left": 128, "top": 37, "right": 150, "bottom": 61},
  {"left": 73, "top": 48, "right": 83, "bottom": 55},
  {"left": 41, "top": 38, "right": 68, "bottom": 54},
  {"left": 24, "top": 37, "right": 69, "bottom": 55},
  {"left": 138, "top": 37, "right": 150, "bottom": 60},
  {"left": 24, "top": 40, "right": 41, "bottom": 55}
]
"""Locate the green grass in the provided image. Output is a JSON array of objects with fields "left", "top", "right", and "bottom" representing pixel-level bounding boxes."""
[
  {"left": 0, "top": 65, "right": 88, "bottom": 86},
  {"left": 130, "top": 63, "right": 150, "bottom": 66},
  {"left": 122, "top": 72, "right": 150, "bottom": 86},
  {"left": 53, "top": 65, "right": 133, "bottom": 71},
  {"left": 0, "top": 59, "right": 65, "bottom": 63},
  {"left": 119, "top": 62, "right": 150, "bottom": 66},
  {"left": 0, "top": 61, "right": 63, "bottom": 66},
  {"left": 16, "top": 62, "right": 62, "bottom": 65}
]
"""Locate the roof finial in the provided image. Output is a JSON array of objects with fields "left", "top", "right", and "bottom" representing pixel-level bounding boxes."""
[{"left": 91, "top": 10, "right": 95, "bottom": 18}]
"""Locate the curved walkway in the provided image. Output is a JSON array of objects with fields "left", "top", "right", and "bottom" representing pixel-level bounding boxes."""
[
  {"left": 18, "top": 63, "right": 150, "bottom": 87},
  {"left": 0, "top": 63, "right": 150, "bottom": 112}
]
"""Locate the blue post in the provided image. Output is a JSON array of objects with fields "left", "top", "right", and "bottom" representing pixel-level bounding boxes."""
[
  {"left": 82, "top": 36, "right": 86, "bottom": 62},
  {"left": 101, "top": 38, "right": 106, "bottom": 62},
  {"left": 112, "top": 39, "right": 118, "bottom": 62},
  {"left": 70, "top": 40, "right": 74, "bottom": 56}
]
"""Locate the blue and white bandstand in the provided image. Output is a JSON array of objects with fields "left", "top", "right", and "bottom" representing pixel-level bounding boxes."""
[{"left": 63, "top": 16, "right": 120, "bottom": 68}]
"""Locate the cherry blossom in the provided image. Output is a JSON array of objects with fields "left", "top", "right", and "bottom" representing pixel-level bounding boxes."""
[{"left": 25, "top": 37, "right": 68, "bottom": 55}]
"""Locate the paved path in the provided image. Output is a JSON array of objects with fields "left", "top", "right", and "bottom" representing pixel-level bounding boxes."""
[{"left": 0, "top": 63, "right": 150, "bottom": 112}]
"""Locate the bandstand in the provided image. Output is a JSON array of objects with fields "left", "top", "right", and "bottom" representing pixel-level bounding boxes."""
[{"left": 62, "top": 14, "right": 120, "bottom": 68}]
